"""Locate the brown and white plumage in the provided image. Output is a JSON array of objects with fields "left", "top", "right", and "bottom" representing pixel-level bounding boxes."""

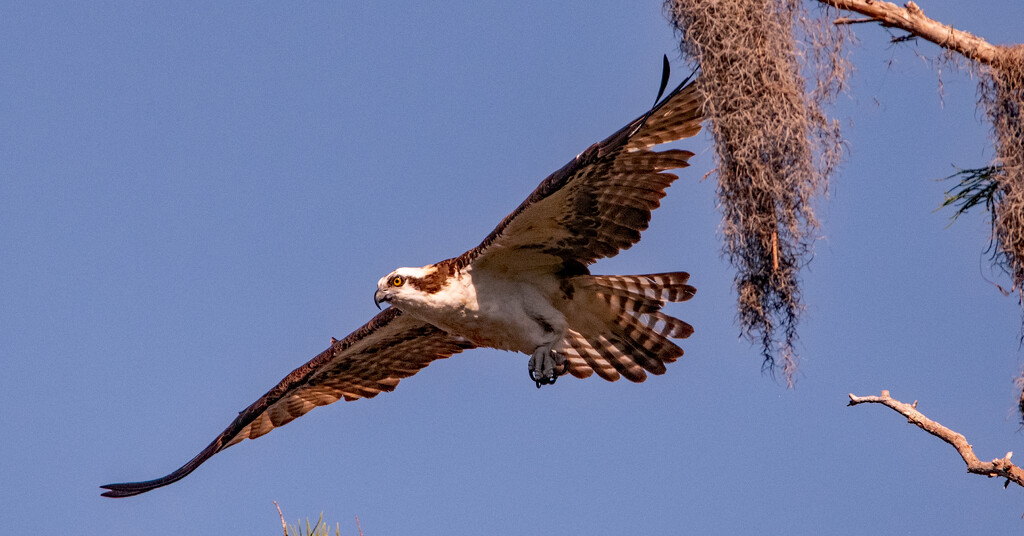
[
  {"left": 101, "top": 72, "right": 704, "bottom": 498},
  {"left": 557, "top": 273, "right": 696, "bottom": 382},
  {"left": 453, "top": 76, "right": 703, "bottom": 273},
  {"left": 101, "top": 308, "right": 474, "bottom": 497}
]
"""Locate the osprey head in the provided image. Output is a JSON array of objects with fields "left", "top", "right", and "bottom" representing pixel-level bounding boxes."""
[{"left": 374, "top": 266, "right": 437, "bottom": 310}]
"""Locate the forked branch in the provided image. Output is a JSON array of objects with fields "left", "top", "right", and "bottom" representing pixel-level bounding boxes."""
[
  {"left": 818, "top": 0, "right": 1001, "bottom": 65},
  {"left": 848, "top": 390, "right": 1024, "bottom": 488}
]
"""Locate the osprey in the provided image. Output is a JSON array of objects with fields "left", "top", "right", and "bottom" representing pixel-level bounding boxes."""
[{"left": 102, "top": 72, "right": 704, "bottom": 498}]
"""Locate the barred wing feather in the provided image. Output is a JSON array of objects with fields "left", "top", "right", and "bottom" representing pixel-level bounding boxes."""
[
  {"left": 452, "top": 77, "right": 703, "bottom": 273},
  {"left": 100, "top": 308, "right": 474, "bottom": 498}
]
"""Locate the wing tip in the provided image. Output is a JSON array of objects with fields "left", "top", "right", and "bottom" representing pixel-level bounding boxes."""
[
  {"left": 99, "top": 436, "right": 226, "bottom": 498},
  {"left": 100, "top": 480, "right": 168, "bottom": 498}
]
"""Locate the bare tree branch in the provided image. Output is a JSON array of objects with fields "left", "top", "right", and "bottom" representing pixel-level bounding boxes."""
[
  {"left": 817, "top": 0, "right": 1001, "bottom": 65},
  {"left": 833, "top": 16, "right": 878, "bottom": 25},
  {"left": 849, "top": 390, "right": 1024, "bottom": 488},
  {"left": 819, "top": 2, "right": 1024, "bottom": 379}
]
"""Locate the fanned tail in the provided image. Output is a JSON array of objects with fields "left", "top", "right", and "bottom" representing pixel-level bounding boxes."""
[{"left": 558, "top": 272, "right": 695, "bottom": 382}]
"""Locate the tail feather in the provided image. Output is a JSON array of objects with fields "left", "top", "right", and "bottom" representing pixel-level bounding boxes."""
[
  {"left": 608, "top": 332, "right": 669, "bottom": 376},
  {"left": 620, "top": 311, "right": 694, "bottom": 342},
  {"left": 560, "top": 272, "right": 694, "bottom": 383},
  {"left": 590, "top": 333, "right": 648, "bottom": 382},
  {"left": 616, "top": 313, "right": 690, "bottom": 359},
  {"left": 562, "top": 332, "right": 619, "bottom": 381},
  {"left": 559, "top": 346, "right": 594, "bottom": 380}
]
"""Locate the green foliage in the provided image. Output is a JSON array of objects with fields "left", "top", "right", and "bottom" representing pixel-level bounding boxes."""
[
  {"left": 274, "top": 503, "right": 354, "bottom": 536},
  {"left": 940, "top": 165, "right": 1003, "bottom": 226},
  {"left": 285, "top": 513, "right": 339, "bottom": 536}
]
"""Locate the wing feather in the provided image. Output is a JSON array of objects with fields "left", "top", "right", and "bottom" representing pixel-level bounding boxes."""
[
  {"left": 102, "top": 72, "right": 704, "bottom": 499},
  {"left": 100, "top": 308, "right": 474, "bottom": 497},
  {"left": 446, "top": 75, "right": 704, "bottom": 273}
]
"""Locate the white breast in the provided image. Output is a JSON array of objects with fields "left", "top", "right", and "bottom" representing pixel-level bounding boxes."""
[{"left": 409, "top": 267, "right": 567, "bottom": 354}]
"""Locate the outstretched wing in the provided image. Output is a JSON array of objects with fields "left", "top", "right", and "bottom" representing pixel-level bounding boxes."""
[
  {"left": 448, "top": 75, "right": 704, "bottom": 274},
  {"left": 101, "top": 308, "right": 474, "bottom": 497}
]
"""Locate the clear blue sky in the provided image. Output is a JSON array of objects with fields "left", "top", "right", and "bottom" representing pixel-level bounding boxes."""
[{"left": 3, "top": 1, "right": 1024, "bottom": 534}]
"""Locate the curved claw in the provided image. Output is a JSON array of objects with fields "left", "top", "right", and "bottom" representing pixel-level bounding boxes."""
[
  {"left": 528, "top": 348, "right": 569, "bottom": 388},
  {"left": 530, "top": 369, "right": 558, "bottom": 389}
]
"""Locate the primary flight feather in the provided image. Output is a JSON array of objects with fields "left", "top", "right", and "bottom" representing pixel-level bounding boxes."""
[{"left": 101, "top": 70, "right": 704, "bottom": 498}]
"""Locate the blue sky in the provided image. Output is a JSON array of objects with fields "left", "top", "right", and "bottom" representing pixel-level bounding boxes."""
[{"left": 3, "top": 1, "right": 1024, "bottom": 534}]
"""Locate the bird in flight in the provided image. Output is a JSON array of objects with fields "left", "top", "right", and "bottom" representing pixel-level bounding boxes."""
[{"left": 102, "top": 68, "right": 704, "bottom": 498}]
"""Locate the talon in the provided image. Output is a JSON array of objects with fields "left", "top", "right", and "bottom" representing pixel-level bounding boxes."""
[
  {"left": 529, "top": 369, "right": 556, "bottom": 388},
  {"left": 528, "top": 346, "right": 564, "bottom": 388}
]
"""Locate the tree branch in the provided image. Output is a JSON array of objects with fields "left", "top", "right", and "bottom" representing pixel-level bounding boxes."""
[
  {"left": 849, "top": 390, "right": 1024, "bottom": 488},
  {"left": 833, "top": 16, "right": 878, "bottom": 25},
  {"left": 817, "top": 0, "right": 1001, "bottom": 65}
]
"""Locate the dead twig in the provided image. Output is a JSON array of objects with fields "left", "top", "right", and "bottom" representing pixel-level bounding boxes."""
[
  {"left": 834, "top": 16, "right": 878, "bottom": 25},
  {"left": 848, "top": 390, "right": 1024, "bottom": 488},
  {"left": 818, "top": 0, "right": 1000, "bottom": 64}
]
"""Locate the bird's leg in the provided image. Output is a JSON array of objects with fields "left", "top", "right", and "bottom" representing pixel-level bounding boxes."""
[{"left": 528, "top": 344, "right": 568, "bottom": 388}]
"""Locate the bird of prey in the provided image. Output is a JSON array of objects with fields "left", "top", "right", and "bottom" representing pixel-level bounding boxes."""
[{"left": 101, "top": 70, "right": 704, "bottom": 498}]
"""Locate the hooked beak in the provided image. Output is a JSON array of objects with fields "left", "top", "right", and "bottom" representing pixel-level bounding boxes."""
[{"left": 374, "top": 288, "right": 390, "bottom": 310}]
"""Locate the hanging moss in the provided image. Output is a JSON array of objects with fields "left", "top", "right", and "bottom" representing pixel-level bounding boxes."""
[
  {"left": 664, "top": 0, "right": 847, "bottom": 383},
  {"left": 978, "top": 46, "right": 1024, "bottom": 423},
  {"left": 981, "top": 47, "right": 1024, "bottom": 305}
]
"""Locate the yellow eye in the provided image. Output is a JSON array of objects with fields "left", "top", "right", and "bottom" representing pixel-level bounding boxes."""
[{"left": 392, "top": 276, "right": 404, "bottom": 287}]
